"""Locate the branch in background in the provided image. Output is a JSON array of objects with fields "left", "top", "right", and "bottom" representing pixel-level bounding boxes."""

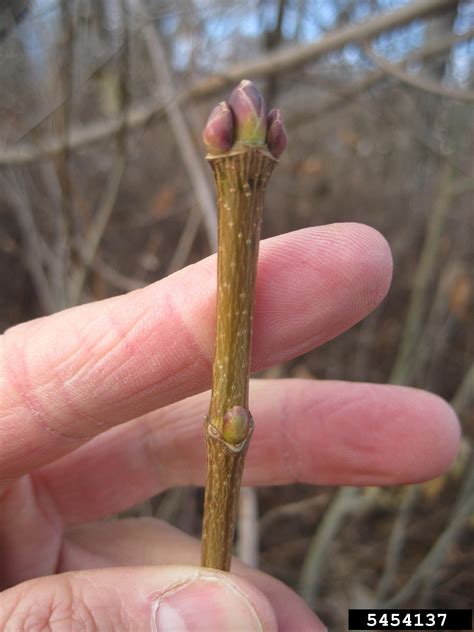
[
  {"left": 381, "top": 457, "right": 474, "bottom": 608},
  {"left": 92, "top": 255, "right": 145, "bottom": 292},
  {"left": 297, "top": 163, "right": 465, "bottom": 602},
  {"left": 187, "top": 0, "right": 458, "bottom": 95},
  {"left": 451, "top": 362, "right": 474, "bottom": 416},
  {"left": 376, "top": 363, "right": 474, "bottom": 605},
  {"left": 259, "top": 494, "right": 327, "bottom": 535},
  {"left": 166, "top": 206, "right": 202, "bottom": 275},
  {"left": 69, "top": 155, "right": 126, "bottom": 305},
  {"left": 375, "top": 486, "right": 421, "bottom": 602},
  {"left": 47, "top": 0, "right": 76, "bottom": 309},
  {"left": 298, "top": 487, "right": 362, "bottom": 607},
  {"left": 0, "top": 98, "right": 160, "bottom": 165},
  {"left": 0, "top": 171, "right": 56, "bottom": 313},
  {"left": 68, "top": 9, "right": 131, "bottom": 306},
  {"left": 127, "top": 0, "right": 217, "bottom": 252},
  {"left": 369, "top": 162, "right": 455, "bottom": 599},
  {"left": 362, "top": 42, "right": 474, "bottom": 103},
  {"left": 286, "top": 29, "right": 474, "bottom": 130},
  {"left": 0, "top": 0, "right": 462, "bottom": 166},
  {"left": 38, "top": 163, "right": 70, "bottom": 309},
  {"left": 390, "top": 162, "right": 453, "bottom": 385},
  {"left": 410, "top": 260, "right": 465, "bottom": 388}
]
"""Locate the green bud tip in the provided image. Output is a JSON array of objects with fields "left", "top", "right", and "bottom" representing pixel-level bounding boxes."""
[
  {"left": 229, "top": 79, "right": 267, "bottom": 146},
  {"left": 222, "top": 406, "right": 251, "bottom": 444},
  {"left": 267, "top": 108, "right": 288, "bottom": 158},
  {"left": 203, "top": 101, "right": 234, "bottom": 154},
  {"left": 203, "top": 81, "right": 287, "bottom": 158}
]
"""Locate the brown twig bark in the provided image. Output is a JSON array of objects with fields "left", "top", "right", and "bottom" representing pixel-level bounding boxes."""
[{"left": 201, "top": 146, "right": 276, "bottom": 570}]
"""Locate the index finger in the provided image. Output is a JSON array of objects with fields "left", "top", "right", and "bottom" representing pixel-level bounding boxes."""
[{"left": 0, "top": 223, "right": 392, "bottom": 480}]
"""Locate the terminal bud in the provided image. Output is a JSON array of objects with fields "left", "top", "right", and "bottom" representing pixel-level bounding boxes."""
[{"left": 229, "top": 80, "right": 267, "bottom": 146}]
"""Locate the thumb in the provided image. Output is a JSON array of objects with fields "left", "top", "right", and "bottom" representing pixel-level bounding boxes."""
[{"left": 0, "top": 566, "right": 278, "bottom": 631}]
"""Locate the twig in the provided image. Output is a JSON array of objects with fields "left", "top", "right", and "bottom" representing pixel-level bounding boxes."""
[
  {"left": 67, "top": 10, "right": 130, "bottom": 306},
  {"left": 91, "top": 256, "right": 145, "bottom": 292},
  {"left": 0, "top": 171, "right": 56, "bottom": 314},
  {"left": 127, "top": 0, "right": 217, "bottom": 251},
  {"left": 363, "top": 42, "right": 474, "bottom": 103},
  {"left": 201, "top": 146, "right": 276, "bottom": 569},
  {"left": 38, "top": 163, "right": 70, "bottom": 309},
  {"left": 0, "top": 0, "right": 461, "bottom": 165},
  {"left": 381, "top": 459, "right": 474, "bottom": 608},
  {"left": 200, "top": 82, "right": 285, "bottom": 570},
  {"left": 298, "top": 487, "right": 361, "bottom": 607},
  {"left": 409, "top": 260, "right": 462, "bottom": 387},
  {"left": 166, "top": 207, "right": 202, "bottom": 275},
  {"left": 377, "top": 366, "right": 474, "bottom": 606},
  {"left": 68, "top": 156, "right": 126, "bottom": 305},
  {"left": 448, "top": 176, "right": 474, "bottom": 198},
  {"left": 187, "top": 0, "right": 458, "bottom": 95},
  {"left": 372, "top": 163, "right": 457, "bottom": 601},
  {"left": 237, "top": 487, "right": 259, "bottom": 568},
  {"left": 390, "top": 162, "right": 453, "bottom": 385},
  {"left": 419, "top": 449, "right": 474, "bottom": 606},
  {"left": 375, "top": 486, "right": 421, "bottom": 601},
  {"left": 451, "top": 362, "right": 474, "bottom": 416},
  {"left": 286, "top": 29, "right": 474, "bottom": 130},
  {"left": 259, "top": 494, "right": 327, "bottom": 535}
]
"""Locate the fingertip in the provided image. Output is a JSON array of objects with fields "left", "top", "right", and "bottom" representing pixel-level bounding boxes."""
[
  {"left": 252, "top": 223, "right": 393, "bottom": 366},
  {"left": 0, "top": 567, "right": 279, "bottom": 632},
  {"left": 342, "top": 222, "right": 393, "bottom": 308},
  {"left": 406, "top": 389, "right": 461, "bottom": 481},
  {"left": 344, "top": 384, "right": 462, "bottom": 485},
  {"left": 151, "top": 567, "right": 279, "bottom": 632},
  {"left": 314, "top": 222, "right": 393, "bottom": 311}
]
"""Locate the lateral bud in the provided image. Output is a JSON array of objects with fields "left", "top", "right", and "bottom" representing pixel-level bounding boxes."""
[
  {"left": 203, "top": 101, "right": 234, "bottom": 154},
  {"left": 267, "top": 108, "right": 288, "bottom": 158},
  {"left": 222, "top": 406, "right": 251, "bottom": 445}
]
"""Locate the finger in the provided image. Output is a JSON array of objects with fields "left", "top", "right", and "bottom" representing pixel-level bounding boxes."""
[
  {"left": 1, "top": 223, "right": 392, "bottom": 480},
  {"left": 0, "top": 566, "right": 285, "bottom": 632},
  {"left": 37, "top": 379, "right": 459, "bottom": 525},
  {"left": 60, "top": 518, "right": 325, "bottom": 632}
]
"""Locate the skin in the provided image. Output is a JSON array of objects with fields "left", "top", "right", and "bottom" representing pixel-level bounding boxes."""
[{"left": 0, "top": 223, "right": 460, "bottom": 631}]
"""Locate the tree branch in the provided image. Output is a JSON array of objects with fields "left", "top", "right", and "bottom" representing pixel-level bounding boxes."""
[
  {"left": 0, "top": 0, "right": 460, "bottom": 165},
  {"left": 127, "top": 0, "right": 217, "bottom": 251},
  {"left": 363, "top": 42, "right": 474, "bottom": 103},
  {"left": 69, "top": 155, "right": 126, "bottom": 305},
  {"left": 286, "top": 29, "right": 474, "bottom": 129},
  {"left": 0, "top": 171, "right": 57, "bottom": 313}
]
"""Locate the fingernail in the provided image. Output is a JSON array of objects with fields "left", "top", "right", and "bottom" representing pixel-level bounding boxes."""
[{"left": 153, "top": 578, "right": 263, "bottom": 631}]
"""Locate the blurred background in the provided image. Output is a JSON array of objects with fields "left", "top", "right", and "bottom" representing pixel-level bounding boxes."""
[{"left": 0, "top": 0, "right": 473, "bottom": 628}]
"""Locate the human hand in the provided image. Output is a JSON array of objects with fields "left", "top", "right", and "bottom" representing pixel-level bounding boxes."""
[{"left": 0, "top": 224, "right": 460, "bottom": 631}]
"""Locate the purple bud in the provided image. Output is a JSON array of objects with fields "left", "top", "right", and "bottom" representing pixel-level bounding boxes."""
[
  {"left": 267, "top": 108, "right": 287, "bottom": 158},
  {"left": 223, "top": 406, "right": 251, "bottom": 444},
  {"left": 229, "top": 80, "right": 267, "bottom": 145},
  {"left": 203, "top": 101, "right": 234, "bottom": 154}
]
